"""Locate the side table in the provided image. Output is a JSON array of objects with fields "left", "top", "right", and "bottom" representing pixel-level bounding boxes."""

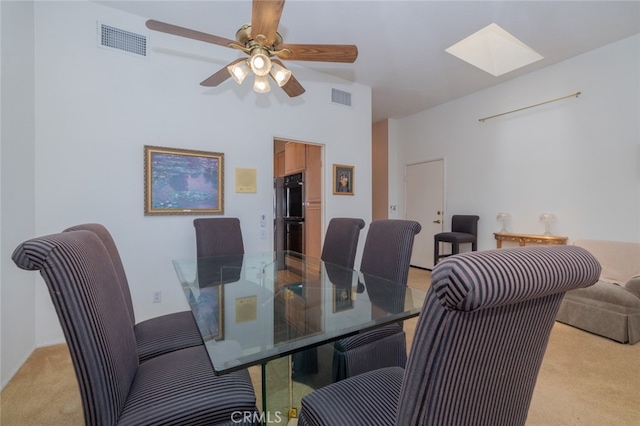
[{"left": 494, "top": 232, "right": 568, "bottom": 249}]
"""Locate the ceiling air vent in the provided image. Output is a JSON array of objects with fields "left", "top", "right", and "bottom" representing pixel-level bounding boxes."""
[
  {"left": 331, "top": 88, "right": 352, "bottom": 108},
  {"left": 98, "top": 22, "right": 147, "bottom": 57}
]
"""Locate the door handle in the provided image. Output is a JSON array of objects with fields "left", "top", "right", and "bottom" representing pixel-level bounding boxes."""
[{"left": 433, "top": 220, "right": 441, "bottom": 224}]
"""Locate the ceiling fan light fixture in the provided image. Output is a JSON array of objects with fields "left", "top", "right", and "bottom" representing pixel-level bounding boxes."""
[
  {"left": 270, "top": 62, "right": 292, "bottom": 87},
  {"left": 145, "top": 0, "right": 358, "bottom": 98},
  {"left": 253, "top": 74, "right": 271, "bottom": 93},
  {"left": 227, "top": 60, "right": 250, "bottom": 84},
  {"left": 250, "top": 49, "right": 272, "bottom": 76}
]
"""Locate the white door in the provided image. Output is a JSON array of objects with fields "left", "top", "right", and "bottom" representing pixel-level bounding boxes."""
[{"left": 406, "top": 160, "right": 444, "bottom": 269}]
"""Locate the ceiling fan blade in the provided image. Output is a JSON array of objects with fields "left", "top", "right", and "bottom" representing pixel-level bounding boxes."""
[
  {"left": 271, "top": 59, "right": 305, "bottom": 97},
  {"left": 146, "top": 19, "right": 236, "bottom": 48},
  {"left": 251, "top": 0, "right": 285, "bottom": 47},
  {"left": 280, "top": 75, "right": 305, "bottom": 98},
  {"left": 200, "top": 58, "right": 245, "bottom": 87},
  {"left": 276, "top": 44, "right": 358, "bottom": 63}
]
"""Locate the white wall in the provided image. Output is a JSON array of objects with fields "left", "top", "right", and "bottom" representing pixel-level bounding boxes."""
[
  {"left": 387, "top": 118, "right": 401, "bottom": 219},
  {"left": 1, "top": 0, "right": 37, "bottom": 389},
  {"left": 393, "top": 34, "right": 640, "bottom": 250},
  {"left": 1, "top": 0, "right": 372, "bottom": 386}
]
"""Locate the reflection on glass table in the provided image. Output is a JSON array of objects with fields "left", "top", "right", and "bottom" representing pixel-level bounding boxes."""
[{"left": 173, "top": 251, "right": 426, "bottom": 424}]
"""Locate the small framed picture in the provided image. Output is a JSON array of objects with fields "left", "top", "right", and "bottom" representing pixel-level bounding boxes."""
[
  {"left": 333, "top": 164, "right": 354, "bottom": 195},
  {"left": 144, "top": 145, "right": 224, "bottom": 215},
  {"left": 333, "top": 285, "right": 353, "bottom": 312}
]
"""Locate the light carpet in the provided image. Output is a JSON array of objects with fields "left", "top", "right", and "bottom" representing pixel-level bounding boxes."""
[{"left": 2, "top": 268, "right": 639, "bottom": 425}]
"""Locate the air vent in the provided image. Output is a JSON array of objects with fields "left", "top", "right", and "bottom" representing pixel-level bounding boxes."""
[
  {"left": 98, "top": 22, "right": 147, "bottom": 57},
  {"left": 331, "top": 88, "right": 352, "bottom": 107}
]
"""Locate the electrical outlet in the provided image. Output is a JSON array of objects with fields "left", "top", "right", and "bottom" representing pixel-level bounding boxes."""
[{"left": 153, "top": 291, "right": 162, "bottom": 303}]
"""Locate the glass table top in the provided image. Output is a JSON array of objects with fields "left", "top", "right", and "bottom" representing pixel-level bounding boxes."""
[{"left": 173, "top": 251, "right": 426, "bottom": 374}]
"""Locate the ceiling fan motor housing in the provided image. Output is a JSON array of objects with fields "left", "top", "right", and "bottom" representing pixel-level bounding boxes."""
[{"left": 236, "top": 24, "right": 283, "bottom": 51}]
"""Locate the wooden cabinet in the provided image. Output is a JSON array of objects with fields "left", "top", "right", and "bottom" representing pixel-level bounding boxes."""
[
  {"left": 284, "top": 142, "right": 306, "bottom": 175},
  {"left": 305, "top": 205, "right": 321, "bottom": 258},
  {"left": 305, "top": 145, "right": 322, "bottom": 203},
  {"left": 274, "top": 152, "right": 285, "bottom": 177},
  {"left": 305, "top": 145, "right": 322, "bottom": 258}
]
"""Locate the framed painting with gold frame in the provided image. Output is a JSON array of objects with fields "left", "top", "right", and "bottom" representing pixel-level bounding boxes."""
[
  {"left": 333, "top": 164, "right": 354, "bottom": 195},
  {"left": 144, "top": 145, "right": 224, "bottom": 215}
]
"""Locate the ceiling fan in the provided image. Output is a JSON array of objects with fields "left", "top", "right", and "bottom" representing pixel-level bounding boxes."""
[{"left": 146, "top": 0, "right": 358, "bottom": 97}]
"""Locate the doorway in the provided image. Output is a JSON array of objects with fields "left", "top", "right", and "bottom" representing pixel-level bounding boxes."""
[
  {"left": 273, "top": 139, "right": 323, "bottom": 258},
  {"left": 405, "top": 159, "right": 445, "bottom": 269}
]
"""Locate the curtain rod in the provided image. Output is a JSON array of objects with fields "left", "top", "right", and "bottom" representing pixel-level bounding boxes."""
[{"left": 479, "top": 91, "right": 581, "bottom": 123}]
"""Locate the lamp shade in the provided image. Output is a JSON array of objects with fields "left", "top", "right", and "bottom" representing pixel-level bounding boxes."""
[
  {"left": 250, "top": 50, "right": 272, "bottom": 77},
  {"left": 496, "top": 212, "right": 511, "bottom": 233},
  {"left": 269, "top": 62, "right": 292, "bottom": 87},
  {"left": 253, "top": 74, "right": 271, "bottom": 93},
  {"left": 539, "top": 213, "right": 557, "bottom": 235},
  {"left": 227, "top": 60, "right": 250, "bottom": 84}
]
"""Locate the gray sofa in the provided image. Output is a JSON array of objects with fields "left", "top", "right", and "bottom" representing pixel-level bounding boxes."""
[{"left": 556, "top": 239, "right": 640, "bottom": 344}]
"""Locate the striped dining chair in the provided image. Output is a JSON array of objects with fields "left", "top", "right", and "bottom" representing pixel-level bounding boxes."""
[
  {"left": 321, "top": 217, "right": 367, "bottom": 299},
  {"left": 13, "top": 230, "right": 258, "bottom": 426},
  {"left": 298, "top": 245, "right": 601, "bottom": 426},
  {"left": 292, "top": 217, "right": 366, "bottom": 382},
  {"left": 321, "top": 217, "right": 366, "bottom": 267},
  {"left": 193, "top": 218, "right": 246, "bottom": 286},
  {"left": 332, "top": 219, "right": 422, "bottom": 381},
  {"left": 64, "top": 223, "right": 203, "bottom": 363},
  {"left": 194, "top": 217, "right": 245, "bottom": 257}
]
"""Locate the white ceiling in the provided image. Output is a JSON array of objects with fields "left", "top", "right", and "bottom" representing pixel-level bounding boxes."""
[{"left": 98, "top": 1, "right": 640, "bottom": 123}]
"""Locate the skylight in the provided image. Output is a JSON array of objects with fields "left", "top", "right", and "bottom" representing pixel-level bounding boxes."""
[{"left": 445, "top": 23, "right": 543, "bottom": 77}]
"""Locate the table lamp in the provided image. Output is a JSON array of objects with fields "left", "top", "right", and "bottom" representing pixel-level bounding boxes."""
[
  {"left": 496, "top": 212, "right": 511, "bottom": 233},
  {"left": 539, "top": 213, "right": 557, "bottom": 236}
]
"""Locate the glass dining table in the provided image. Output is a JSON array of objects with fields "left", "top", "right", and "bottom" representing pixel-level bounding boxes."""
[{"left": 173, "top": 251, "right": 426, "bottom": 425}]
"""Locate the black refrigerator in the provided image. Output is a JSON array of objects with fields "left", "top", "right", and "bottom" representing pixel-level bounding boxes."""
[{"left": 274, "top": 172, "right": 305, "bottom": 254}]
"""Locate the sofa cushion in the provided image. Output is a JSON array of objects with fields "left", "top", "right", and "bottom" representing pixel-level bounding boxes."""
[
  {"left": 624, "top": 275, "right": 640, "bottom": 299},
  {"left": 573, "top": 240, "right": 640, "bottom": 284},
  {"left": 564, "top": 280, "right": 640, "bottom": 309},
  {"left": 560, "top": 240, "right": 640, "bottom": 345}
]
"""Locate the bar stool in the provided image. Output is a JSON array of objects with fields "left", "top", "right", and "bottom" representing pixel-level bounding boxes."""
[{"left": 434, "top": 215, "right": 480, "bottom": 265}]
